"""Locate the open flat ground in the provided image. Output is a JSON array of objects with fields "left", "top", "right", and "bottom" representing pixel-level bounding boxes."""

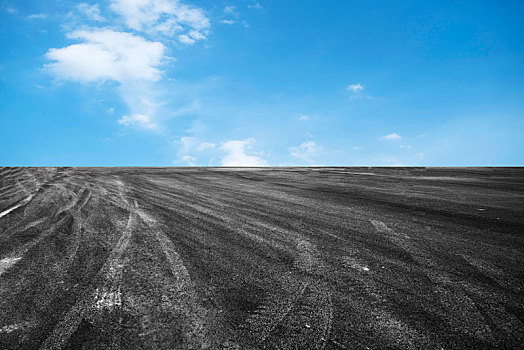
[{"left": 0, "top": 167, "right": 523, "bottom": 349}]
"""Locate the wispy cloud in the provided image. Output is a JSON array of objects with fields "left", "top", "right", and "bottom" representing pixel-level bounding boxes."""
[
  {"left": 27, "top": 13, "right": 47, "bottom": 20},
  {"left": 381, "top": 133, "right": 401, "bottom": 140},
  {"left": 173, "top": 137, "right": 216, "bottom": 165},
  {"left": 224, "top": 6, "right": 237, "bottom": 15},
  {"left": 248, "top": 2, "right": 262, "bottom": 10},
  {"left": 176, "top": 136, "right": 196, "bottom": 152},
  {"left": 181, "top": 155, "right": 197, "bottom": 165},
  {"left": 5, "top": 6, "right": 17, "bottom": 14},
  {"left": 221, "top": 139, "right": 267, "bottom": 166},
  {"left": 220, "top": 5, "right": 240, "bottom": 25},
  {"left": 289, "top": 140, "right": 321, "bottom": 162},
  {"left": 197, "top": 142, "right": 215, "bottom": 151},
  {"left": 118, "top": 114, "right": 158, "bottom": 130},
  {"left": 346, "top": 82, "right": 378, "bottom": 101},
  {"left": 109, "top": 0, "right": 210, "bottom": 42},
  {"left": 346, "top": 83, "right": 363, "bottom": 92},
  {"left": 298, "top": 115, "right": 309, "bottom": 121},
  {"left": 77, "top": 3, "right": 105, "bottom": 22},
  {"left": 178, "top": 34, "right": 195, "bottom": 44}
]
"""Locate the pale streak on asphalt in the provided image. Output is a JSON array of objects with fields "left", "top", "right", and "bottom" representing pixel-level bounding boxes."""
[
  {"left": 93, "top": 209, "right": 135, "bottom": 310},
  {"left": 0, "top": 196, "right": 33, "bottom": 219},
  {"left": 41, "top": 195, "right": 136, "bottom": 350},
  {"left": 0, "top": 257, "right": 22, "bottom": 276},
  {"left": 370, "top": 219, "right": 410, "bottom": 238},
  {"left": 135, "top": 198, "right": 213, "bottom": 349}
]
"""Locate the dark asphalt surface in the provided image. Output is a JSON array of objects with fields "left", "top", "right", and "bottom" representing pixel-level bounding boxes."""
[{"left": 0, "top": 167, "right": 523, "bottom": 349}]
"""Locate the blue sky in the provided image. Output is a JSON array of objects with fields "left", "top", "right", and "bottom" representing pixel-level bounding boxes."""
[{"left": 1, "top": 0, "right": 523, "bottom": 166}]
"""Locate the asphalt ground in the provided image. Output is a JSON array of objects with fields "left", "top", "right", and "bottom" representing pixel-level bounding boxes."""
[{"left": 0, "top": 167, "right": 523, "bottom": 349}]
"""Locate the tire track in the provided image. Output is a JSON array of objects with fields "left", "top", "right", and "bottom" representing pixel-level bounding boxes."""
[
  {"left": 254, "top": 282, "right": 309, "bottom": 346},
  {"left": 0, "top": 214, "right": 71, "bottom": 275},
  {"left": 0, "top": 257, "right": 22, "bottom": 276},
  {"left": 0, "top": 183, "right": 92, "bottom": 275},
  {"left": 0, "top": 179, "right": 35, "bottom": 218},
  {"left": 0, "top": 169, "right": 59, "bottom": 220},
  {"left": 370, "top": 219, "right": 409, "bottom": 238},
  {"left": 63, "top": 187, "right": 94, "bottom": 267},
  {"left": 0, "top": 195, "right": 34, "bottom": 219},
  {"left": 42, "top": 177, "right": 214, "bottom": 350},
  {"left": 318, "top": 292, "right": 333, "bottom": 350},
  {"left": 93, "top": 208, "right": 134, "bottom": 311},
  {"left": 40, "top": 201, "right": 136, "bottom": 350},
  {"left": 243, "top": 233, "right": 334, "bottom": 350},
  {"left": 251, "top": 281, "right": 334, "bottom": 350},
  {"left": 133, "top": 201, "right": 213, "bottom": 349},
  {"left": 370, "top": 219, "right": 437, "bottom": 268}
]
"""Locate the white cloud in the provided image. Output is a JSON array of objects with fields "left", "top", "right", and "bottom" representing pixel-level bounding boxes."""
[
  {"left": 181, "top": 155, "right": 197, "bottom": 165},
  {"left": 27, "top": 13, "right": 47, "bottom": 20},
  {"left": 346, "top": 83, "right": 364, "bottom": 92},
  {"left": 44, "top": 0, "right": 211, "bottom": 132},
  {"left": 174, "top": 138, "right": 214, "bottom": 165},
  {"left": 197, "top": 142, "right": 215, "bottom": 151},
  {"left": 298, "top": 115, "right": 309, "bottom": 121},
  {"left": 399, "top": 144, "right": 411, "bottom": 149},
  {"left": 178, "top": 34, "right": 195, "bottom": 45},
  {"left": 45, "top": 29, "right": 166, "bottom": 83},
  {"left": 5, "top": 7, "right": 17, "bottom": 14},
  {"left": 109, "top": 0, "right": 210, "bottom": 39},
  {"left": 118, "top": 113, "right": 158, "bottom": 129},
  {"left": 116, "top": 82, "right": 168, "bottom": 130},
  {"left": 77, "top": 3, "right": 105, "bottom": 21},
  {"left": 289, "top": 141, "right": 321, "bottom": 162},
  {"left": 224, "top": 6, "right": 236, "bottom": 14},
  {"left": 178, "top": 29, "right": 208, "bottom": 44},
  {"left": 382, "top": 133, "right": 402, "bottom": 140},
  {"left": 248, "top": 2, "right": 262, "bottom": 9},
  {"left": 174, "top": 136, "right": 196, "bottom": 152},
  {"left": 188, "top": 30, "right": 205, "bottom": 40},
  {"left": 221, "top": 139, "right": 267, "bottom": 166},
  {"left": 221, "top": 5, "right": 239, "bottom": 25}
]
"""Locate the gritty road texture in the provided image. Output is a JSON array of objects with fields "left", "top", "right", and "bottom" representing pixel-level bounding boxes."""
[{"left": 0, "top": 167, "right": 523, "bottom": 349}]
